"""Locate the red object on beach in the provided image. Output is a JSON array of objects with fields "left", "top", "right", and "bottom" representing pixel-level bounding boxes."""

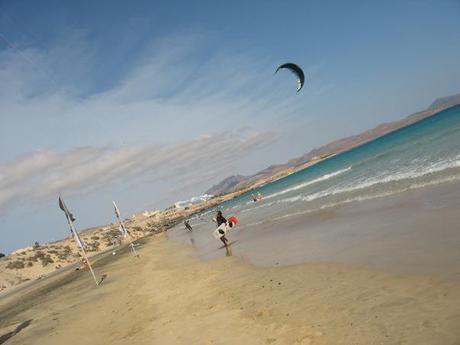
[{"left": 228, "top": 216, "right": 238, "bottom": 225}]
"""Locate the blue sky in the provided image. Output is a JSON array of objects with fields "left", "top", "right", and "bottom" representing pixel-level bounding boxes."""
[{"left": 1, "top": 0, "right": 459, "bottom": 253}]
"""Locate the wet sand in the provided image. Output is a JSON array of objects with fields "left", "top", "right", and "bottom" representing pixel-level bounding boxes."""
[
  {"left": 168, "top": 181, "right": 460, "bottom": 282},
  {"left": 1, "top": 234, "right": 460, "bottom": 345}
]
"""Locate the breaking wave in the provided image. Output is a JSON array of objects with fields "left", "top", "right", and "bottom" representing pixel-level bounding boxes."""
[
  {"left": 277, "top": 156, "right": 460, "bottom": 206},
  {"left": 264, "top": 166, "right": 352, "bottom": 200}
]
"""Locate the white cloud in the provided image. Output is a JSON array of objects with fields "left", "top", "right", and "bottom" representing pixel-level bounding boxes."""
[
  {"left": 0, "top": 30, "right": 319, "bottom": 215},
  {"left": 0, "top": 131, "right": 275, "bottom": 212}
]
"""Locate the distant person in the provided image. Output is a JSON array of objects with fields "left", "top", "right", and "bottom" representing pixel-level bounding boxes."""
[
  {"left": 77, "top": 258, "right": 88, "bottom": 270},
  {"left": 184, "top": 220, "right": 193, "bottom": 231},
  {"left": 215, "top": 210, "right": 229, "bottom": 247},
  {"left": 252, "top": 192, "right": 263, "bottom": 202}
]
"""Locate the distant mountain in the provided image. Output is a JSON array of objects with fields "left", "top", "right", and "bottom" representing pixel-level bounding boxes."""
[
  {"left": 206, "top": 175, "right": 247, "bottom": 195},
  {"left": 427, "top": 93, "right": 460, "bottom": 111},
  {"left": 207, "top": 93, "right": 460, "bottom": 195}
]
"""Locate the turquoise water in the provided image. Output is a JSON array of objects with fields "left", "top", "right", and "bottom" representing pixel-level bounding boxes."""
[{"left": 200, "top": 105, "right": 460, "bottom": 224}]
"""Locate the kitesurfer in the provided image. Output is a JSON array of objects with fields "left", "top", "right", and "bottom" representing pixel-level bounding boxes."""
[
  {"left": 251, "top": 192, "right": 263, "bottom": 202},
  {"left": 215, "top": 210, "right": 229, "bottom": 247}
]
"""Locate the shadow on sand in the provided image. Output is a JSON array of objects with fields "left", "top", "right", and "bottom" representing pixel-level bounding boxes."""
[{"left": 0, "top": 319, "right": 33, "bottom": 344}]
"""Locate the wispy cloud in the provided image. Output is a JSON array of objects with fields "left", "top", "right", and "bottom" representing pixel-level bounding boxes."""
[
  {"left": 0, "top": 31, "right": 315, "bottom": 132},
  {"left": 0, "top": 131, "right": 275, "bottom": 213},
  {"left": 0, "top": 30, "right": 317, "bottom": 214}
]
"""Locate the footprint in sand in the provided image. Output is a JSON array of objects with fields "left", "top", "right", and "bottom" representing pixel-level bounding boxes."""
[
  {"left": 420, "top": 319, "right": 437, "bottom": 329},
  {"left": 295, "top": 335, "right": 313, "bottom": 344}
]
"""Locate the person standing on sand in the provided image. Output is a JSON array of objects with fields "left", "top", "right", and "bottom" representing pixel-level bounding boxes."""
[
  {"left": 184, "top": 220, "right": 193, "bottom": 231},
  {"left": 215, "top": 210, "right": 229, "bottom": 247}
]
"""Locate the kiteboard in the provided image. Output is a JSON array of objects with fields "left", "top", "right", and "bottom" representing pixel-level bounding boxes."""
[
  {"left": 218, "top": 240, "right": 238, "bottom": 249},
  {"left": 213, "top": 215, "right": 239, "bottom": 239},
  {"left": 213, "top": 224, "right": 228, "bottom": 239}
]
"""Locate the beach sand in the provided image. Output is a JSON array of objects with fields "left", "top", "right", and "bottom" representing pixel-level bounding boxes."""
[{"left": 1, "top": 234, "right": 459, "bottom": 345}]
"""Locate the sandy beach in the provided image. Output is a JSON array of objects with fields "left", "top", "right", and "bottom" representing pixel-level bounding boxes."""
[{"left": 1, "top": 230, "right": 460, "bottom": 345}]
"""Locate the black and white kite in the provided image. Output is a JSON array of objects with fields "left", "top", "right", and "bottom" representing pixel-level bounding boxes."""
[{"left": 275, "top": 62, "right": 305, "bottom": 93}]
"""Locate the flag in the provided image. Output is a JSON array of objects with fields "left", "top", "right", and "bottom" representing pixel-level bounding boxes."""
[
  {"left": 118, "top": 224, "right": 128, "bottom": 237},
  {"left": 57, "top": 197, "right": 98, "bottom": 286},
  {"left": 58, "top": 195, "right": 76, "bottom": 222},
  {"left": 113, "top": 201, "right": 121, "bottom": 219},
  {"left": 114, "top": 201, "right": 128, "bottom": 237},
  {"left": 119, "top": 219, "right": 129, "bottom": 237},
  {"left": 58, "top": 196, "right": 85, "bottom": 249},
  {"left": 72, "top": 227, "right": 86, "bottom": 250}
]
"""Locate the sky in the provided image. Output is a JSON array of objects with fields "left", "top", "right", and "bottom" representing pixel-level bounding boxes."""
[{"left": 1, "top": 0, "right": 460, "bottom": 253}]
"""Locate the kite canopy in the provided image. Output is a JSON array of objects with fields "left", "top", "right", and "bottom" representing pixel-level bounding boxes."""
[
  {"left": 228, "top": 216, "right": 238, "bottom": 225},
  {"left": 275, "top": 62, "right": 305, "bottom": 92}
]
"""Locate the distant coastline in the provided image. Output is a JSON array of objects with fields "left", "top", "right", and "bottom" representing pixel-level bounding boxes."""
[
  {"left": 207, "top": 93, "right": 460, "bottom": 196},
  {"left": 2, "top": 92, "right": 459, "bottom": 293}
]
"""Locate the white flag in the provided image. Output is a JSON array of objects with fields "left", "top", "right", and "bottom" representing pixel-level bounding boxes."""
[
  {"left": 113, "top": 201, "right": 121, "bottom": 219},
  {"left": 72, "top": 227, "right": 86, "bottom": 249}
]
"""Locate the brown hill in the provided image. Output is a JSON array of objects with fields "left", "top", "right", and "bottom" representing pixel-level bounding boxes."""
[{"left": 206, "top": 175, "right": 247, "bottom": 196}]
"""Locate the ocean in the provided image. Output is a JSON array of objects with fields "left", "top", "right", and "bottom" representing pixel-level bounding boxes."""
[{"left": 200, "top": 104, "right": 460, "bottom": 225}]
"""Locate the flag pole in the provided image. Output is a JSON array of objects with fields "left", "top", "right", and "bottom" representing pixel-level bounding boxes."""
[
  {"left": 125, "top": 223, "right": 139, "bottom": 257},
  {"left": 68, "top": 219, "right": 99, "bottom": 286},
  {"left": 59, "top": 195, "right": 99, "bottom": 286},
  {"left": 113, "top": 201, "right": 139, "bottom": 257},
  {"left": 130, "top": 241, "right": 138, "bottom": 256}
]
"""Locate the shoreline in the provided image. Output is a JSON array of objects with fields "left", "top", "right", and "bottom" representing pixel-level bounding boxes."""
[{"left": 168, "top": 179, "right": 460, "bottom": 283}]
